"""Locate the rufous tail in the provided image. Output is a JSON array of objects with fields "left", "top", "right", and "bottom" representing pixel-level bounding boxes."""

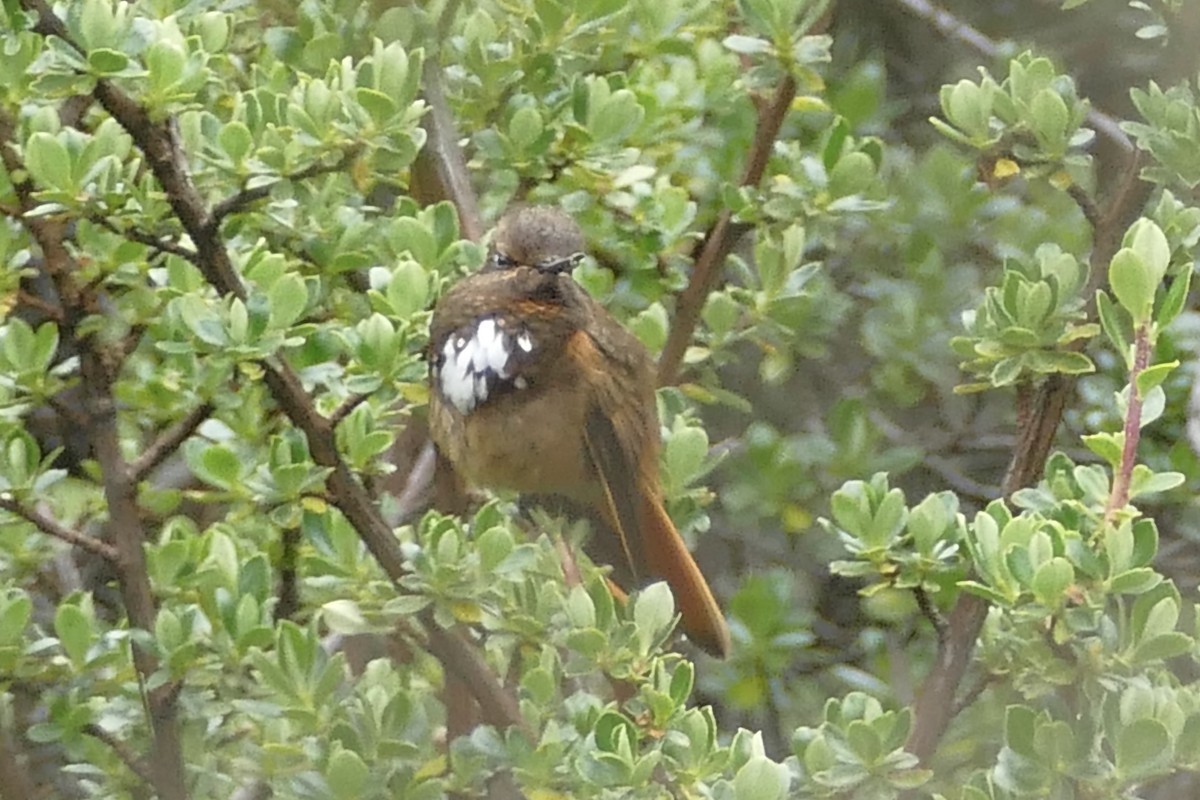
[{"left": 635, "top": 492, "right": 731, "bottom": 658}]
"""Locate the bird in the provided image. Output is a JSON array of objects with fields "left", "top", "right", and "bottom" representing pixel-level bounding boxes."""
[{"left": 427, "top": 205, "right": 731, "bottom": 658}]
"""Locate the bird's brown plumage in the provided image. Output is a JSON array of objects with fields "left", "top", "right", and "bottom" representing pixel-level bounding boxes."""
[{"left": 428, "top": 206, "right": 730, "bottom": 658}]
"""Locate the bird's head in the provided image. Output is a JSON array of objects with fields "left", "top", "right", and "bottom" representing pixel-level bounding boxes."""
[{"left": 486, "top": 206, "right": 585, "bottom": 274}]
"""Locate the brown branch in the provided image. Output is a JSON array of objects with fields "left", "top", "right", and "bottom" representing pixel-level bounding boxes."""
[
  {"left": 83, "top": 724, "right": 155, "bottom": 787},
  {"left": 913, "top": 586, "right": 948, "bottom": 645},
  {"left": 0, "top": 725, "right": 39, "bottom": 800},
  {"left": 1104, "top": 323, "right": 1152, "bottom": 521},
  {"left": 81, "top": 337, "right": 189, "bottom": 800},
  {"left": 658, "top": 74, "right": 797, "bottom": 386},
  {"left": 210, "top": 146, "right": 363, "bottom": 225},
  {"left": 890, "top": 0, "right": 1133, "bottom": 154},
  {"left": 29, "top": 2, "right": 524, "bottom": 736},
  {"left": 13, "top": 10, "right": 190, "bottom": 797},
  {"left": 410, "top": 29, "right": 483, "bottom": 241},
  {"left": 90, "top": 215, "right": 199, "bottom": 263},
  {"left": 905, "top": 163, "right": 1151, "bottom": 767},
  {"left": 129, "top": 402, "right": 213, "bottom": 482},
  {"left": 0, "top": 499, "right": 119, "bottom": 561},
  {"left": 1066, "top": 183, "right": 1103, "bottom": 232},
  {"left": 328, "top": 393, "right": 367, "bottom": 429}
]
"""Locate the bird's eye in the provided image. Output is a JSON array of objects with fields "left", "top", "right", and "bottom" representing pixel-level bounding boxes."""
[{"left": 491, "top": 252, "right": 516, "bottom": 270}]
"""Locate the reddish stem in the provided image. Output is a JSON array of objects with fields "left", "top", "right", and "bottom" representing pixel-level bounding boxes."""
[{"left": 1105, "top": 323, "right": 1152, "bottom": 521}]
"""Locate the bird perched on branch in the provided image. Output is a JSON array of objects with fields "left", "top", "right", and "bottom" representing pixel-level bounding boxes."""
[{"left": 427, "top": 205, "right": 731, "bottom": 658}]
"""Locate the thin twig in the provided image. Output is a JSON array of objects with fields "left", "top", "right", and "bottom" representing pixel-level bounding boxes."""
[
  {"left": 15, "top": 288, "right": 65, "bottom": 322},
  {"left": 328, "top": 393, "right": 367, "bottom": 429},
  {"left": 129, "top": 402, "right": 213, "bottom": 482},
  {"left": 1104, "top": 323, "right": 1152, "bottom": 522},
  {"left": 913, "top": 586, "right": 948, "bottom": 645},
  {"left": 0, "top": 499, "right": 119, "bottom": 561},
  {"left": 210, "top": 146, "right": 362, "bottom": 225},
  {"left": 951, "top": 674, "right": 994, "bottom": 718},
  {"left": 83, "top": 724, "right": 155, "bottom": 787},
  {"left": 658, "top": 74, "right": 798, "bottom": 386},
  {"left": 1066, "top": 183, "right": 1103, "bottom": 232},
  {"left": 90, "top": 214, "right": 198, "bottom": 263}
]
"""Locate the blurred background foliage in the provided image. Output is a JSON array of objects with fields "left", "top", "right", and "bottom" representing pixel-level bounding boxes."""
[{"left": 1, "top": 0, "right": 1200, "bottom": 798}]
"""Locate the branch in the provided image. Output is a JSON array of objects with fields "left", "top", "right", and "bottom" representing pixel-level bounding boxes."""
[
  {"left": 83, "top": 724, "right": 155, "bottom": 788},
  {"left": 90, "top": 214, "right": 199, "bottom": 263},
  {"left": 210, "top": 146, "right": 363, "bottom": 225},
  {"left": 129, "top": 402, "right": 213, "bottom": 482},
  {"left": 328, "top": 393, "right": 367, "bottom": 429},
  {"left": 913, "top": 586, "right": 948, "bottom": 645},
  {"left": 890, "top": 0, "right": 1133, "bottom": 154},
  {"left": 409, "top": 0, "right": 483, "bottom": 241},
  {"left": 1104, "top": 323, "right": 1152, "bottom": 521},
  {"left": 0, "top": 498, "right": 118, "bottom": 561},
  {"left": 0, "top": 725, "right": 39, "bottom": 800},
  {"left": 658, "top": 73, "right": 797, "bottom": 386}
]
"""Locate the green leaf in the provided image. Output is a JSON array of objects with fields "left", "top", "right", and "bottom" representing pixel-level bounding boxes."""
[
  {"left": 0, "top": 592, "right": 32, "bottom": 648},
  {"left": 1029, "top": 88, "right": 1069, "bottom": 150},
  {"left": 1115, "top": 718, "right": 1172, "bottom": 778},
  {"left": 322, "top": 599, "right": 371, "bottom": 635},
  {"left": 268, "top": 273, "right": 308, "bottom": 329},
  {"left": 632, "top": 582, "right": 676, "bottom": 651},
  {"left": 1158, "top": 267, "right": 1192, "bottom": 328},
  {"left": 1133, "top": 632, "right": 1194, "bottom": 664},
  {"left": 1136, "top": 360, "right": 1179, "bottom": 396},
  {"left": 386, "top": 259, "right": 430, "bottom": 319},
  {"left": 54, "top": 604, "right": 91, "bottom": 667},
  {"left": 1109, "top": 568, "right": 1162, "bottom": 595},
  {"left": 629, "top": 302, "right": 669, "bottom": 354},
  {"left": 87, "top": 48, "right": 130, "bottom": 75},
  {"left": 733, "top": 755, "right": 790, "bottom": 800},
  {"left": 326, "top": 748, "right": 369, "bottom": 800},
  {"left": 828, "top": 151, "right": 875, "bottom": 198},
  {"left": 723, "top": 34, "right": 771, "bottom": 55},
  {"left": 24, "top": 132, "right": 72, "bottom": 192},
  {"left": 1096, "top": 289, "right": 1131, "bottom": 364},
  {"left": 219, "top": 121, "right": 254, "bottom": 163},
  {"left": 1081, "top": 432, "right": 1123, "bottom": 467},
  {"left": 199, "top": 445, "right": 242, "bottom": 489},
  {"left": 663, "top": 422, "right": 708, "bottom": 491},
  {"left": 355, "top": 87, "right": 397, "bottom": 125},
  {"left": 1128, "top": 467, "right": 1185, "bottom": 498},
  {"left": 1031, "top": 557, "right": 1073, "bottom": 606},
  {"left": 508, "top": 106, "right": 544, "bottom": 151},
  {"left": 1004, "top": 705, "right": 1037, "bottom": 758},
  {"left": 1109, "top": 248, "right": 1155, "bottom": 322},
  {"left": 1125, "top": 218, "right": 1171, "bottom": 283}
]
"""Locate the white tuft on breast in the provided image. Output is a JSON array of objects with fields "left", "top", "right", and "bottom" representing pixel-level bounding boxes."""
[{"left": 439, "top": 317, "right": 535, "bottom": 414}]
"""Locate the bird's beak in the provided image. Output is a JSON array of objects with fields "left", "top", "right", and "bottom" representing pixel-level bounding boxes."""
[{"left": 538, "top": 252, "right": 585, "bottom": 274}]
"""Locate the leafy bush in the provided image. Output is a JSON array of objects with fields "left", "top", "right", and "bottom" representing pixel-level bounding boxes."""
[{"left": 0, "top": 0, "right": 1198, "bottom": 798}]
